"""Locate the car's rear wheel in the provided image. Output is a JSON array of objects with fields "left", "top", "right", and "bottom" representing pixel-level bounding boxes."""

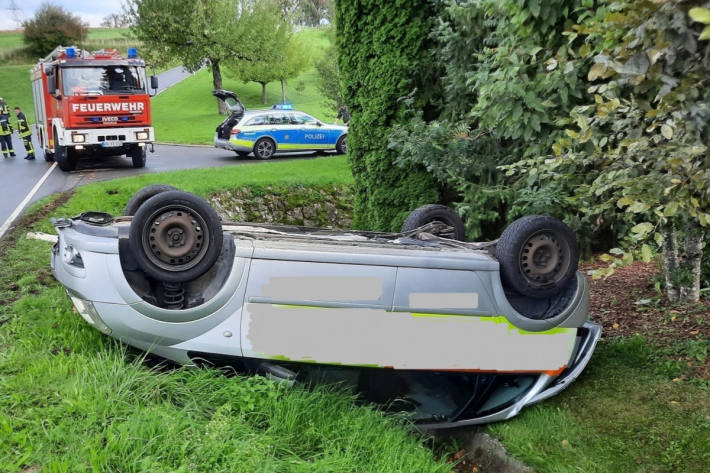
[
  {"left": 495, "top": 215, "right": 578, "bottom": 299},
  {"left": 254, "top": 138, "right": 275, "bottom": 160},
  {"left": 129, "top": 190, "right": 223, "bottom": 283},
  {"left": 336, "top": 135, "right": 347, "bottom": 154},
  {"left": 124, "top": 184, "right": 178, "bottom": 216},
  {"left": 401, "top": 204, "right": 466, "bottom": 241}
]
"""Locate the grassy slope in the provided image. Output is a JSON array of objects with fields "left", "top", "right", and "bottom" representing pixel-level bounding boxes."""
[
  {"left": 152, "top": 28, "right": 334, "bottom": 145},
  {"left": 0, "top": 157, "right": 454, "bottom": 473},
  {"left": 0, "top": 28, "right": 131, "bottom": 52},
  {"left": 0, "top": 65, "right": 35, "bottom": 122}
]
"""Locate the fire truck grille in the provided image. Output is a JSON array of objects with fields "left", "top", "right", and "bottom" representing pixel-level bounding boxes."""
[{"left": 98, "top": 135, "right": 127, "bottom": 142}]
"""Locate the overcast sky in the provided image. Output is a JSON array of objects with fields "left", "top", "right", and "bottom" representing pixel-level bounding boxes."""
[{"left": 1, "top": 0, "right": 125, "bottom": 30}]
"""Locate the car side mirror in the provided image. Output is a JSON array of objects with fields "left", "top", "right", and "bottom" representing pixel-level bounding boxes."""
[
  {"left": 316, "top": 121, "right": 323, "bottom": 127},
  {"left": 150, "top": 75, "right": 158, "bottom": 90}
]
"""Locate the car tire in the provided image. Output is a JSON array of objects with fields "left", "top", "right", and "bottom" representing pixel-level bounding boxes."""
[
  {"left": 129, "top": 190, "right": 223, "bottom": 283},
  {"left": 235, "top": 151, "right": 250, "bottom": 158},
  {"left": 124, "top": 184, "right": 178, "bottom": 216},
  {"left": 55, "top": 145, "right": 76, "bottom": 172},
  {"left": 401, "top": 204, "right": 466, "bottom": 241},
  {"left": 254, "top": 138, "right": 275, "bottom": 160},
  {"left": 336, "top": 135, "right": 347, "bottom": 154},
  {"left": 130, "top": 145, "right": 147, "bottom": 168},
  {"left": 495, "top": 215, "right": 578, "bottom": 299}
]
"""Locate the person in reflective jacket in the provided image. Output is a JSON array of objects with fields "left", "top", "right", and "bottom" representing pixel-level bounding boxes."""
[
  {"left": 14, "top": 107, "right": 34, "bottom": 160},
  {"left": 0, "top": 119, "right": 14, "bottom": 159},
  {"left": 0, "top": 97, "right": 10, "bottom": 119}
]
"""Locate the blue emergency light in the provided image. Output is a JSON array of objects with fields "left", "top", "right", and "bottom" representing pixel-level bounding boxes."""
[
  {"left": 271, "top": 103, "right": 293, "bottom": 110},
  {"left": 65, "top": 47, "right": 76, "bottom": 58},
  {"left": 127, "top": 47, "right": 138, "bottom": 58}
]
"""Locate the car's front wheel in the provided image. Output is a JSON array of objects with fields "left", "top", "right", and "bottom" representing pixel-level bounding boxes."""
[
  {"left": 336, "top": 135, "right": 347, "bottom": 154},
  {"left": 254, "top": 138, "right": 275, "bottom": 160},
  {"left": 129, "top": 190, "right": 223, "bottom": 283}
]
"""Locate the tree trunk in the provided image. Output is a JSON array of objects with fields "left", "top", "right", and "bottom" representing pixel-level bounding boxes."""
[
  {"left": 280, "top": 79, "right": 286, "bottom": 103},
  {"left": 261, "top": 82, "right": 267, "bottom": 104},
  {"left": 679, "top": 222, "right": 704, "bottom": 303},
  {"left": 661, "top": 222, "right": 679, "bottom": 303},
  {"left": 211, "top": 59, "right": 227, "bottom": 115}
]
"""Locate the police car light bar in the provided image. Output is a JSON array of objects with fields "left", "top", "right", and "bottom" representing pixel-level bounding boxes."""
[{"left": 271, "top": 103, "right": 293, "bottom": 110}]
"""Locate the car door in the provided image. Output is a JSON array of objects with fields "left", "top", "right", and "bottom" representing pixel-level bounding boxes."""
[
  {"left": 291, "top": 112, "right": 329, "bottom": 149},
  {"left": 267, "top": 111, "right": 296, "bottom": 149}
]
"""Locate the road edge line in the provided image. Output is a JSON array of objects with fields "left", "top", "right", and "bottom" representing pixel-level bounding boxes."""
[{"left": 0, "top": 162, "right": 58, "bottom": 240}]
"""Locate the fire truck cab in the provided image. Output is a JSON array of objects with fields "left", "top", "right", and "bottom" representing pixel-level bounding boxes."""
[{"left": 30, "top": 46, "right": 157, "bottom": 172}]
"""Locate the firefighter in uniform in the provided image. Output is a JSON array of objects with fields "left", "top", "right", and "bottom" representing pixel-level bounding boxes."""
[
  {"left": 0, "top": 97, "right": 15, "bottom": 158},
  {"left": 14, "top": 107, "right": 35, "bottom": 160}
]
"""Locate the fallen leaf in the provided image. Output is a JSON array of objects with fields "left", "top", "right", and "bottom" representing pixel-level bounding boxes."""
[
  {"left": 613, "top": 323, "right": 619, "bottom": 329},
  {"left": 561, "top": 439, "right": 570, "bottom": 447}
]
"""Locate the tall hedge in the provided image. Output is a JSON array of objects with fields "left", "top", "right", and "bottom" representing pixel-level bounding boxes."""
[{"left": 335, "top": 0, "right": 442, "bottom": 231}]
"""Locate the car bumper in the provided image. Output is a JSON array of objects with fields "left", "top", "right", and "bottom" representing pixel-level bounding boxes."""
[
  {"left": 418, "top": 321, "right": 602, "bottom": 430},
  {"left": 214, "top": 135, "right": 252, "bottom": 152}
]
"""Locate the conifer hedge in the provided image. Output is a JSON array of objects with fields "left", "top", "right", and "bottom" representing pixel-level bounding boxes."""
[{"left": 335, "top": 0, "right": 442, "bottom": 231}]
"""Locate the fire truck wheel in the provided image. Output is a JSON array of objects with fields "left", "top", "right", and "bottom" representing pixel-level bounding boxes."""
[
  {"left": 130, "top": 145, "right": 147, "bottom": 168},
  {"left": 43, "top": 151, "right": 54, "bottom": 162},
  {"left": 55, "top": 145, "right": 76, "bottom": 172}
]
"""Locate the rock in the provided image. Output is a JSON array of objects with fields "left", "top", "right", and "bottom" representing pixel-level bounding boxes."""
[{"left": 436, "top": 428, "right": 533, "bottom": 473}]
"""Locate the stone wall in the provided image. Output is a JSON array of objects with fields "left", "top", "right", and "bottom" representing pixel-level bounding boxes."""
[{"left": 210, "top": 185, "right": 354, "bottom": 229}]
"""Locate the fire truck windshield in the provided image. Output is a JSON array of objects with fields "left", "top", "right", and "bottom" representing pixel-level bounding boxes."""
[{"left": 62, "top": 66, "right": 147, "bottom": 96}]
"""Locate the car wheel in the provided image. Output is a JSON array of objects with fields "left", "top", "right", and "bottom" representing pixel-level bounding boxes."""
[
  {"left": 124, "top": 184, "right": 178, "bottom": 216},
  {"left": 130, "top": 145, "right": 147, "bottom": 168},
  {"left": 129, "top": 190, "right": 223, "bottom": 283},
  {"left": 254, "top": 138, "right": 275, "bottom": 160},
  {"left": 55, "top": 145, "right": 76, "bottom": 172},
  {"left": 495, "top": 215, "right": 578, "bottom": 299},
  {"left": 336, "top": 135, "right": 347, "bottom": 154},
  {"left": 235, "top": 151, "right": 250, "bottom": 158},
  {"left": 401, "top": 204, "right": 466, "bottom": 241}
]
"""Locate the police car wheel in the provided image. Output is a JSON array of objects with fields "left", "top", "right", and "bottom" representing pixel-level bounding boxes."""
[
  {"left": 254, "top": 138, "right": 275, "bottom": 160},
  {"left": 129, "top": 190, "right": 223, "bottom": 283},
  {"left": 336, "top": 135, "right": 347, "bottom": 154}
]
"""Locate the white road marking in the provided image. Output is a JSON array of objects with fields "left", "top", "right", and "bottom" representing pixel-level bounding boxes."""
[{"left": 0, "top": 162, "right": 58, "bottom": 240}]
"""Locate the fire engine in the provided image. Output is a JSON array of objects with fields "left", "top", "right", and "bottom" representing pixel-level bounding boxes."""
[{"left": 30, "top": 46, "right": 157, "bottom": 172}]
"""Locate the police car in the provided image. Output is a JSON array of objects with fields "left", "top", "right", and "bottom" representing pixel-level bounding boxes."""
[{"left": 213, "top": 90, "right": 347, "bottom": 159}]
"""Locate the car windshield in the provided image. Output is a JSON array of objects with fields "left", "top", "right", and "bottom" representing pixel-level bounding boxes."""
[{"left": 62, "top": 66, "right": 147, "bottom": 95}]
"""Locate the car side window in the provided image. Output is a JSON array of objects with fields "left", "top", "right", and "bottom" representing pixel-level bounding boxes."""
[
  {"left": 268, "top": 112, "right": 291, "bottom": 125},
  {"left": 246, "top": 115, "right": 268, "bottom": 126},
  {"left": 292, "top": 113, "right": 317, "bottom": 125}
]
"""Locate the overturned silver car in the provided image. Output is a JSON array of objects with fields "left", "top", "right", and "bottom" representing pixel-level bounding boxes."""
[{"left": 51, "top": 186, "right": 600, "bottom": 428}]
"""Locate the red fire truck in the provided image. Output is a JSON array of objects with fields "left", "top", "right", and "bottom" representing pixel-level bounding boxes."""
[{"left": 30, "top": 46, "right": 157, "bottom": 171}]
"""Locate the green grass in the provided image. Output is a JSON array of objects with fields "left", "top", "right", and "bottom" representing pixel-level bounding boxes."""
[
  {"left": 152, "top": 28, "right": 335, "bottom": 145},
  {"left": 0, "top": 158, "right": 456, "bottom": 473},
  {"left": 0, "top": 65, "right": 35, "bottom": 122},
  {"left": 487, "top": 336, "right": 710, "bottom": 473}
]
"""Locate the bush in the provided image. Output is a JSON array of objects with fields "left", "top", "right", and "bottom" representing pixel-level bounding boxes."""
[
  {"left": 335, "top": 0, "right": 442, "bottom": 231},
  {"left": 22, "top": 3, "right": 88, "bottom": 57}
]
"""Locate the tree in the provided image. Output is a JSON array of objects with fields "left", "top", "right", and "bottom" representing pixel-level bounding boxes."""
[
  {"left": 127, "top": 0, "right": 264, "bottom": 115},
  {"left": 101, "top": 13, "right": 129, "bottom": 29},
  {"left": 22, "top": 3, "right": 88, "bottom": 56},
  {"left": 275, "top": 35, "right": 310, "bottom": 103},
  {"left": 506, "top": 0, "right": 710, "bottom": 303},
  {"left": 227, "top": 1, "right": 292, "bottom": 104},
  {"left": 298, "top": 0, "right": 333, "bottom": 26},
  {"left": 314, "top": 28, "right": 342, "bottom": 110}
]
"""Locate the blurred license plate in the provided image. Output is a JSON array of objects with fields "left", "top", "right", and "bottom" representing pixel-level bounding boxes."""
[{"left": 102, "top": 141, "right": 121, "bottom": 147}]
